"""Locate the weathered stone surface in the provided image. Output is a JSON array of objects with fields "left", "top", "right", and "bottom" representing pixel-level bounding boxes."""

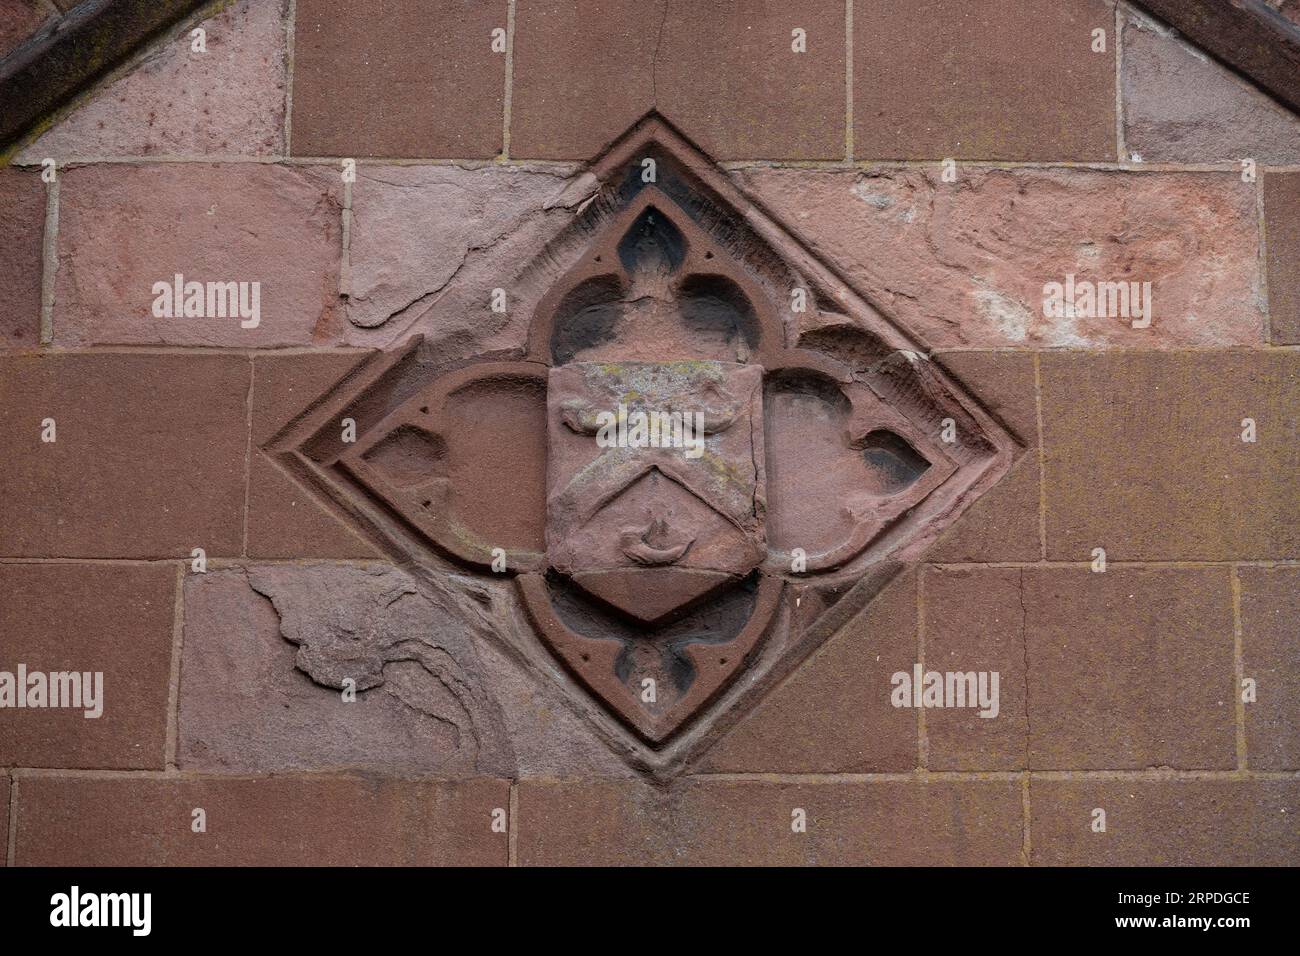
[
  {"left": 180, "top": 565, "right": 510, "bottom": 774},
  {"left": 249, "top": 563, "right": 512, "bottom": 763},
  {"left": 1041, "top": 352, "right": 1299, "bottom": 560},
  {"left": 855, "top": 0, "right": 1115, "bottom": 161},
  {"left": 0, "top": 774, "right": 8, "bottom": 862},
  {"left": 14, "top": 775, "right": 508, "bottom": 865},
  {"left": 0, "top": 0, "right": 214, "bottom": 149},
  {"left": 546, "top": 362, "right": 765, "bottom": 577},
  {"left": 517, "top": 779, "right": 1024, "bottom": 865},
  {"left": 4, "top": 0, "right": 1297, "bottom": 873},
  {"left": 511, "top": 0, "right": 846, "bottom": 161},
  {"left": 0, "top": 0, "right": 51, "bottom": 60},
  {"left": 53, "top": 163, "right": 342, "bottom": 346},
  {"left": 0, "top": 354, "right": 247, "bottom": 558},
  {"left": 926, "top": 352, "right": 1040, "bottom": 562},
  {"left": 1121, "top": 13, "right": 1300, "bottom": 164},
  {"left": 18, "top": 0, "right": 288, "bottom": 161},
  {"left": 0, "top": 167, "right": 45, "bottom": 347},
  {"left": 344, "top": 163, "right": 575, "bottom": 343},
  {"left": 926, "top": 567, "right": 1236, "bottom": 770},
  {"left": 1031, "top": 779, "right": 1299, "bottom": 866},
  {"left": 180, "top": 563, "right": 630, "bottom": 777},
  {"left": 468, "top": 634, "right": 637, "bottom": 779},
  {"left": 924, "top": 567, "right": 1027, "bottom": 771},
  {"left": 509, "top": 0, "right": 651, "bottom": 160},
  {"left": 735, "top": 167, "right": 1262, "bottom": 348},
  {"left": 248, "top": 352, "right": 380, "bottom": 559},
  {"left": 291, "top": 0, "right": 505, "bottom": 158},
  {"left": 1239, "top": 567, "right": 1300, "bottom": 770},
  {"left": 1135, "top": 0, "right": 1300, "bottom": 119},
  {"left": 698, "top": 569, "right": 918, "bottom": 773},
  {"left": 857, "top": 0, "right": 1112, "bottom": 160},
  {"left": 0, "top": 563, "right": 175, "bottom": 769},
  {"left": 1265, "top": 171, "right": 1300, "bottom": 345},
  {"left": 1028, "top": 567, "right": 1235, "bottom": 769}
]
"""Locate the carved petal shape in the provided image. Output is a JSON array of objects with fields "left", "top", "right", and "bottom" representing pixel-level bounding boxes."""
[
  {"left": 338, "top": 361, "right": 550, "bottom": 571},
  {"left": 519, "top": 572, "right": 783, "bottom": 743},
  {"left": 763, "top": 363, "right": 956, "bottom": 571}
]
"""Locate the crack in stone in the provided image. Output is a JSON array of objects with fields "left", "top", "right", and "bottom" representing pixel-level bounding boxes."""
[
  {"left": 368, "top": 198, "right": 582, "bottom": 338},
  {"left": 382, "top": 650, "right": 479, "bottom": 755},
  {"left": 368, "top": 231, "right": 495, "bottom": 328},
  {"left": 651, "top": 0, "right": 670, "bottom": 105},
  {"left": 246, "top": 564, "right": 515, "bottom": 773}
]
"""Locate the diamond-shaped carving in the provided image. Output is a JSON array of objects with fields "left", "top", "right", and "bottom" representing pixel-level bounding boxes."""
[{"left": 264, "top": 114, "right": 1021, "bottom": 774}]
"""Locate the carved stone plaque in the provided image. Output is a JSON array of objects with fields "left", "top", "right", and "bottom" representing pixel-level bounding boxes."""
[{"left": 264, "top": 115, "right": 1021, "bottom": 773}]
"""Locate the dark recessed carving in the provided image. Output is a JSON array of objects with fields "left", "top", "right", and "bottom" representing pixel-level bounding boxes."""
[{"left": 265, "top": 115, "right": 1021, "bottom": 773}]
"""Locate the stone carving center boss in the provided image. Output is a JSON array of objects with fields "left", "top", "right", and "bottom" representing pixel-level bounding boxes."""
[{"left": 270, "top": 117, "right": 1018, "bottom": 767}]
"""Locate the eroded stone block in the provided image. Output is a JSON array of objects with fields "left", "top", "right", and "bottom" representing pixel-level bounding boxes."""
[
  {"left": 179, "top": 564, "right": 631, "bottom": 777},
  {"left": 735, "top": 166, "right": 1263, "bottom": 348}
]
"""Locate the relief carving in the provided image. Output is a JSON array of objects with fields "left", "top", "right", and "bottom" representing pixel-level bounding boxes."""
[{"left": 263, "top": 116, "right": 1021, "bottom": 774}]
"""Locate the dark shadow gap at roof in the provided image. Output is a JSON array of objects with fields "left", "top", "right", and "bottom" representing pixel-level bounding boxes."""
[{"left": 0, "top": 0, "right": 213, "bottom": 154}]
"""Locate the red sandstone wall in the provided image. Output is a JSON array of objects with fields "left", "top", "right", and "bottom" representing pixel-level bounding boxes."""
[{"left": 0, "top": 0, "right": 1296, "bottom": 867}]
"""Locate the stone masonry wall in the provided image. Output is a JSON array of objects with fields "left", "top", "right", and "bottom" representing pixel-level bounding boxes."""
[{"left": 1, "top": 0, "right": 1297, "bottom": 866}]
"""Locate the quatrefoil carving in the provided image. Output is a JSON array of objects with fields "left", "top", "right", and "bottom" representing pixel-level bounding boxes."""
[{"left": 270, "top": 115, "right": 1020, "bottom": 768}]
